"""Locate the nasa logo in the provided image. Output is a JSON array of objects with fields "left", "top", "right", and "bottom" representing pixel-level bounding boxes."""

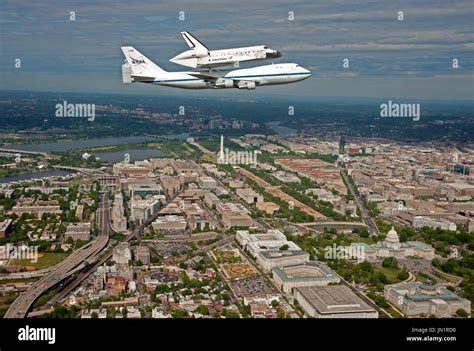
[{"left": 130, "top": 55, "right": 145, "bottom": 65}]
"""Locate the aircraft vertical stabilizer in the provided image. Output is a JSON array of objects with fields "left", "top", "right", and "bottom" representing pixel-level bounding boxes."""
[{"left": 121, "top": 46, "right": 166, "bottom": 79}]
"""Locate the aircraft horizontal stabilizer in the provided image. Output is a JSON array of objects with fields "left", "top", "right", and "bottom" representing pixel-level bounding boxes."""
[{"left": 131, "top": 75, "right": 156, "bottom": 82}]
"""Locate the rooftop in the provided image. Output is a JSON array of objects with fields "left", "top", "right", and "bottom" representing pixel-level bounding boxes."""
[
  {"left": 260, "top": 250, "right": 308, "bottom": 260},
  {"left": 295, "top": 285, "right": 376, "bottom": 315},
  {"left": 272, "top": 262, "right": 339, "bottom": 282}
]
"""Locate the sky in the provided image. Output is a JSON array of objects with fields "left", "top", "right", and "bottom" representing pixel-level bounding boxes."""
[{"left": 0, "top": 0, "right": 473, "bottom": 100}]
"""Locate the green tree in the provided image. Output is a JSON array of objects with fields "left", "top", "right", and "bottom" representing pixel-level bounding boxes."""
[
  {"left": 455, "top": 308, "right": 468, "bottom": 318},
  {"left": 196, "top": 305, "right": 209, "bottom": 315},
  {"left": 359, "top": 261, "right": 373, "bottom": 273},
  {"left": 382, "top": 257, "right": 398, "bottom": 269},
  {"left": 397, "top": 270, "right": 409, "bottom": 281}
]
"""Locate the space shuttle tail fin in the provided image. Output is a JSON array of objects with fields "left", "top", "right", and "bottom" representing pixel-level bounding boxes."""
[{"left": 180, "top": 31, "right": 209, "bottom": 54}]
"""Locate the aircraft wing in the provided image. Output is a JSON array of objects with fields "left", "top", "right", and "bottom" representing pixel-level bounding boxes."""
[
  {"left": 131, "top": 74, "right": 155, "bottom": 82},
  {"left": 187, "top": 72, "right": 222, "bottom": 81},
  {"left": 187, "top": 72, "right": 257, "bottom": 89}
]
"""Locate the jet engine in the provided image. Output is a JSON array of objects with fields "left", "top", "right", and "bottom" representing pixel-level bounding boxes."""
[
  {"left": 214, "top": 78, "right": 234, "bottom": 88},
  {"left": 237, "top": 81, "right": 256, "bottom": 90}
]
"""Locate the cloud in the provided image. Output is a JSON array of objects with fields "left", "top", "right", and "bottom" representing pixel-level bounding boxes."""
[{"left": 0, "top": 0, "right": 473, "bottom": 100}]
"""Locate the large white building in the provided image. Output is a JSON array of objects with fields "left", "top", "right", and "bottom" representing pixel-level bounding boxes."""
[
  {"left": 130, "top": 196, "right": 163, "bottom": 223},
  {"left": 257, "top": 250, "right": 309, "bottom": 272},
  {"left": 112, "top": 193, "right": 127, "bottom": 232},
  {"left": 152, "top": 215, "right": 188, "bottom": 233},
  {"left": 384, "top": 283, "right": 471, "bottom": 317},
  {"left": 294, "top": 285, "right": 378, "bottom": 318},
  {"left": 413, "top": 216, "right": 457, "bottom": 231},
  {"left": 272, "top": 262, "right": 340, "bottom": 293},
  {"left": 236, "top": 229, "right": 300, "bottom": 256},
  {"left": 113, "top": 242, "right": 132, "bottom": 267},
  {"left": 344, "top": 227, "right": 435, "bottom": 262},
  {"left": 237, "top": 230, "right": 309, "bottom": 271}
]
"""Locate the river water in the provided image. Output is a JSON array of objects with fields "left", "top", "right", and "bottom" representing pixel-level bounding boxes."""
[
  {"left": 0, "top": 170, "right": 72, "bottom": 184},
  {"left": 8, "top": 135, "right": 188, "bottom": 153}
]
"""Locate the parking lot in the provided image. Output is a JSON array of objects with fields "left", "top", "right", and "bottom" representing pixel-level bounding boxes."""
[{"left": 229, "top": 276, "right": 274, "bottom": 298}]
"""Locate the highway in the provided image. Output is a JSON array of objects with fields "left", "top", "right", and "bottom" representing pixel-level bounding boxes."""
[
  {"left": 4, "top": 193, "right": 111, "bottom": 318},
  {"left": 340, "top": 169, "right": 380, "bottom": 236},
  {"left": 47, "top": 203, "right": 167, "bottom": 306},
  {"left": 0, "top": 267, "right": 54, "bottom": 280},
  {"left": 41, "top": 190, "right": 188, "bottom": 308}
]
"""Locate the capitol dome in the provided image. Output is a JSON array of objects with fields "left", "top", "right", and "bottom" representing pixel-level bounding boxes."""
[{"left": 385, "top": 226, "right": 401, "bottom": 249}]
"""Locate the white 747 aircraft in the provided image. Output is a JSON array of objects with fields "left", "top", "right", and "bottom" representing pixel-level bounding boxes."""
[{"left": 121, "top": 46, "right": 311, "bottom": 90}]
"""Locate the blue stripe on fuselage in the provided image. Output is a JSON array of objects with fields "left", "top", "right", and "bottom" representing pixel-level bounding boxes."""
[{"left": 152, "top": 72, "right": 310, "bottom": 83}]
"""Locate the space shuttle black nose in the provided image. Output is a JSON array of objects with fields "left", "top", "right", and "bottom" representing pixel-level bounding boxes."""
[{"left": 267, "top": 51, "right": 282, "bottom": 59}]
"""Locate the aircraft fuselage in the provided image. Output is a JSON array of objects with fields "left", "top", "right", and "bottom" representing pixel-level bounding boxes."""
[{"left": 150, "top": 64, "right": 311, "bottom": 89}]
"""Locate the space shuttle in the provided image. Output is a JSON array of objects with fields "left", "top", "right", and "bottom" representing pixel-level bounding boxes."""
[{"left": 170, "top": 31, "right": 282, "bottom": 69}]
